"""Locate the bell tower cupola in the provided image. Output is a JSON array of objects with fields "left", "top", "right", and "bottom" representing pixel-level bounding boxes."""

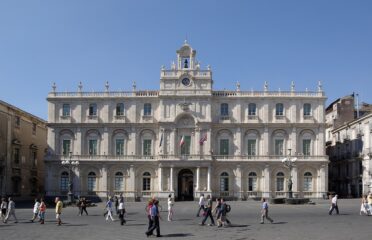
[{"left": 177, "top": 40, "right": 196, "bottom": 70}]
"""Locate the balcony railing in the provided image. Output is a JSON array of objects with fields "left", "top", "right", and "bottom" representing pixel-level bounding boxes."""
[{"left": 45, "top": 154, "right": 328, "bottom": 162}]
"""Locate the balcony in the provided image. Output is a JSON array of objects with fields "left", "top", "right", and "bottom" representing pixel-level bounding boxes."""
[
  {"left": 275, "top": 115, "right": 286, "bottom": 123},
  {"left": 219, "top": 115, "right": 231, "bottom": 123},
  {"left": 114, "top": 115, "right": 126, "bottom": 123},
  {"left": 142, "top": 115, "right": 153, "bottom": 123},
  {"left": 87, "top": 115, "right": 98, "bottom": 123},
  {"left": 247, "top": 115, "right": 259, "bottom": 123}
]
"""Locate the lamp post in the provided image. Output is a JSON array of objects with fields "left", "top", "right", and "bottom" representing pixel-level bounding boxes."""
[
  {"left": 281, "top": 149, "right": 297, "bottom": 199},
  {"left": 61, "top": 152, "right": 79, "bottom": 204}
]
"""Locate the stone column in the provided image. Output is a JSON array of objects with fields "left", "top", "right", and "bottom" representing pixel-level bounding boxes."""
[
  {"left": 235, "top": 128, "right": 242, "bottom": 156},
  {"left": 206, "top": 129, "right": 212, "bottom": 155},
  {"left": 103, "top": 127, "right": 109, "bottom": 155},
  {"left": 170, "top": 166, "right": 174, "bottom": 192},
  {"left": 291, "top": 127, "right": 297, "bottom": 155},
  {"left": 170, "top": 129, "right": 175, "bottom": 155},
  {"left": 196, "top": 166, "right": 200, "bottom": 191},
  {"left": 263, "top": 127, "right": 269, "bottom": 155},
  {"left": 128, "top": 165, "right": 136, "bottom": 200},
  {"left": 195, "top": 128, "right": 200, "bottom": 155},
  {"left": 158, "top": 165, "right": 162, "bottom": 192},
  {"left": 100, "top": 165, "right": 108, "bottom": 198},
  {"left": 207, "top": 166, "right": 212, "bottom": 192},
  {"left": 75, "top": 128, "right": 82, "bottom": 155},
  {"left": 130, "top": 128, "right": 137, "bottom": 155},
  {"left": 235, "top": 165, "right": 243, "bottom": 199},
  {"left": 263, "top": 165, "right": 270, "bottom": 198}
]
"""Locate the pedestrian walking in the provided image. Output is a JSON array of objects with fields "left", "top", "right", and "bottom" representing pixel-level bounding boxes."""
[
  {"left": 114, "top": 196, "right": 119, "bottom": 215},
  {"left": 81, "top": 197, "right": 88, "bottom": 215},
  {"left": 360, "top": 195, "right": 370, "bottom": 215},
  {"left": 30, "top": 198, "right": 40, "bottom": 222},
  {"left": 146, "top": 200, "right": 162, "bottom": 237},
  {"left": 0, "top": 198, "right": 7, "bottom": 221},
  {"left": 55, "top": 197, "right": 63, "bottom": 226},
  {"left": 200, "top": 194, "right": 215, "bottom": 226},
  {"left": 368, "top": 193, "right": 372, "bottom": 212},
  {"left": 217, "top": 198, "right": 231, "bottom": 227},
  {"left": 329, "top": 194, "right": 339, "bottom": 215},
  {"left": 105, "top": 197, "right": 115, "bottom": 221},
  {"left": 196, "top": 194, "right": 205, "bottom": 217},
  {"left": 167, "top": 194, "right": 174, "bottom": 221},
  {"left": 39, "top": 198, "right": 46, "bottom": 224},
  {"left": 3, "top": 197, "right": 18, "bottom": 223},
  {"left": 260, "top": 198, "right": 274, "bottom": 224},
  {"left": 146, "top": 198, "right": 154, "bottom": 231},
  {"left": 77, "top": 197, "right": 82, "bottom": 216},
  {"left": 118, "top": 196, "right": 126, "bottom": 225}
]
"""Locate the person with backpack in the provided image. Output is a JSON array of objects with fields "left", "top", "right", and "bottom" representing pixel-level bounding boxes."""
[
  {"left": 118, "top": 195, "right": 126, "bottom": 225},
  {"left": 217, "top": 198, "right": 231, "bottom": 227}
]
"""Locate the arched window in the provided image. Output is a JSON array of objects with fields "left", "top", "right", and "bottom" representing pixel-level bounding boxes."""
[
  {"left": 60, "top": 171, "right": 69, "bottom": 191},
  {"left": 144, "top": 103, "right": 152, "bottom": 116},
  {"left": 221, "top": 103, "right": 229, "bottom": 116},
  {"left": 87, "top": 172, "right": 97, "bottom": 192},
  {"left": 303, "top": 172, "right": 313, "bottom": 191},
  {"left": 276, "top": 172, "right": 285, "bottom": 191},
  {"left": 89, "top": 103, "right": 97, "bottom": 116},
  {"left": 142, "top": 172, "right": 151, "bottom": 191},
  {"left": 220, "top": 172, "right": 229, "bottom": 192},
  {"left": 276, "top": 103, "right": 284, "bottom": 116},
  {"left": 115, "top": 172, "right": 124, "bottom": 191},
  {"left": 248, "top": 172, "right": 257, "bottom": 191},
  {"left": 248, "top": 103, "right": 256, "bottom": 116},
  {"left": 303, "top": 103, "right": 311, "bottom": 116},
  {"left": 116, "top": 103, "right": 124, "bottom": 116}
]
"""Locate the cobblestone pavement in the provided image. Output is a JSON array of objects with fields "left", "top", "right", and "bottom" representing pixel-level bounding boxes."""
[{"left": 0, "top": 199, "right": 371, "bottom": 240}]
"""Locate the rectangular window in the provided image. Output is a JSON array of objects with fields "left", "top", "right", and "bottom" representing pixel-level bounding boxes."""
[
  {"left": 116, "top": 139, "right": 125, "bottom": 156},
  {"left": 62, "top": 104, "right": 70, "bottom": 116},
  {"left": 144, "top": 103, "right": 152, "bottom": 116},
  {"left": 32, "top": 123, "right": 37, "bottom": 135},
  {"left": 181, "top": 136, "right": 191, "bottom": 155},
  {"left": 143, "top": 178, "right": 150, "bottom": 191},
  {"left": 115, "top": 177, "right": 124, "bottom": 191},
  {"left": 247, "top": 139, "right": 256, "bottom": 156},
  {"left": 275, "top": 139, "right": 284, "bottom": 156},
  {"left": 62, "top": 140, "right": 71, "bottom": 156},
  {"left": 220, "top": 139, "right": 229, "bottom": 155},
  {"left": 88, "top": 177, "right": 96, "bottom": 191},
  {"left": 220, "top": 178, "right": 229, "bottom": 192},
  {"left": 116, "top": 103, "right": 124, "bottom": 116},
  {"left": 248, "top": 178, "right": 257, "bottom": 191},
  {"left": 15, "top": 116, "right": 20, "bottom": 127},
  {"left": 143, "top": 139, "right": 152, "bottom": 156},
  {"left": 276, "top": 104, "right": 284, "bottom": 116},
  {"left": 303, "top": 103, "right": 311, "bottom": 116},
  {"left": 221, "top": 103, "right": 229, "bottom": 116},
  {"left": 89, "top": 104, "right": 97, "bottom": 116},
  {"left": 304, "top": 177, "right": 312, "bottom": 191},
  {"left": 14, "top": 148, "right": 20, "bottom": 164},
  {"left": 303, "top": 139, "right": 311, "bottom": 156},
  {"left": 60, "top": 176, "right": 68, "bottom": 191},
  {"left": 89, "top": 139, "right": 97, "bottom": 155},
  {"left": 276, "top": 178, "right": 284, "bottom": 191},
  {"left": 248, "top": 103, "right": 256, "bottom": 116}
]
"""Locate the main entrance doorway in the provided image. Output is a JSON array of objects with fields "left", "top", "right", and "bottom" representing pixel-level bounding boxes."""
[{"left": 177, "top": 169, "right": 194, "bottom": 201}]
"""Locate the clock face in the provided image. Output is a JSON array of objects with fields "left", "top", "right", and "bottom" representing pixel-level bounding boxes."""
[{"left": 182, "top": 78, "right": 190, "bottom": 86}]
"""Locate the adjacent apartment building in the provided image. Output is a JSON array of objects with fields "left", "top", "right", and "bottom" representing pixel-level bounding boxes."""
[
  {"left": 45, "top": 42, "right": 328, "bottom": 201},
  {"left": 0, "top": 100, "right": 47, "bottom": 199},
  {"left": 326, "top": 95, "right": 372, "bottom": 197}
]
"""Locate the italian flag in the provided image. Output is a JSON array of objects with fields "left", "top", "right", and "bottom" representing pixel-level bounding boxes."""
[{"left": 179, "top": 135, "right": 185, "bottom": 147}]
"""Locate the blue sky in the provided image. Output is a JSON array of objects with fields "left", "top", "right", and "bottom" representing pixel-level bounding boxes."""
[{"left": 1, "top": 0, "right": 371, "bottom": 120}]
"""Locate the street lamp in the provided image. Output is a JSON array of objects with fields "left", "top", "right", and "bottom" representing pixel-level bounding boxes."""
[
  {"left": 61, "top": 152, "right": 79, "bottom": 204},
  {"left": 281, "top": 149, "right": 297, "bottom": 199}
]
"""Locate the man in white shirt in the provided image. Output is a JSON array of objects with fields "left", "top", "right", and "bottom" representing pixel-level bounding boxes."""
[
  {"left": 329, "top": 194, "right": 339, "bottom": 215},
  {"left": 196, "top": 194, "right": 205, "bottom": 217}
]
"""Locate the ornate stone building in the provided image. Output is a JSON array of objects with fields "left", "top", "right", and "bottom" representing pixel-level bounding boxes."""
[
  {"left": 45, "top": 42, "right": 328, "bottom": 201},
  {"left": 0, "top": 100, "right": 47, "bottom": 199}
]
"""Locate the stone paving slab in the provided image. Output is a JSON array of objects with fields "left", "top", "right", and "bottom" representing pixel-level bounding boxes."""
[{"left": 0, "top": 199, "right": 371, "bottom": 240}]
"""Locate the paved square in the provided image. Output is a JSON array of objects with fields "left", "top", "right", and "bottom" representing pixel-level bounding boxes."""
[{"left": 1, "top": 199, "right": 371, "bottom": 240}]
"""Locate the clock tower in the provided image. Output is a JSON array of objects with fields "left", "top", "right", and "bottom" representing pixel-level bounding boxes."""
[{"left": 159, "top": 40, "right": 213, "bottom": 96}]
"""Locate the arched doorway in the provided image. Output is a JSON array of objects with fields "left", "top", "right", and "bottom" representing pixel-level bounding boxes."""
[{"left": 177, "top": 169, "right": 194, "bottom": 201}]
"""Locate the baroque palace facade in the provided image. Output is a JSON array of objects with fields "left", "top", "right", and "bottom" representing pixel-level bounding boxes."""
[{"left": 45, "top": 42, "right": 328, "bottom": 201}]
